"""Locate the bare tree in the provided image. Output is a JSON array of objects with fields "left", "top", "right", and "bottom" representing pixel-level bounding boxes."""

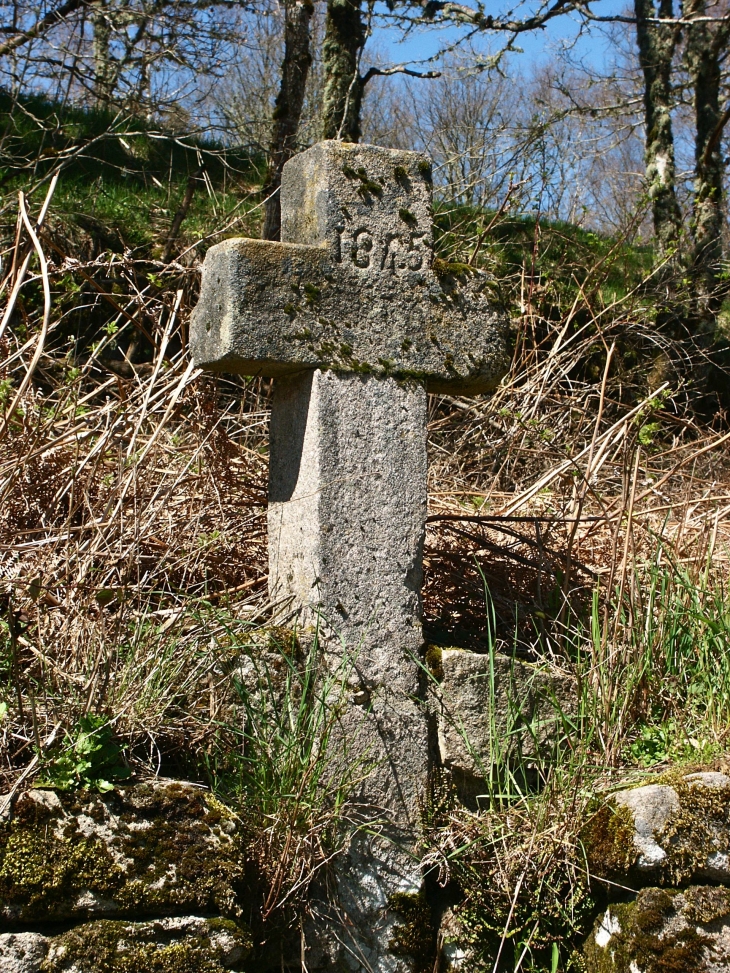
[
  {"left": 634, "top": 0, "right": 683, "bottom": 251},
  {"left": 321, "top": 0, "right": 365, "bottom": 141},
  {"left": 262, "top": 0, "right": 314, "bottom": 240},
  {"left": 684, "top": 0, "right": 730, "bottom": 316}
]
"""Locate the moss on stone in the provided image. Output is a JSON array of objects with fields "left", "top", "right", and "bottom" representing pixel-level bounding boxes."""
[
  {"left": 388, "top": 890, "right": 436, "bottom": 973},
  {"left": 425, "top": 645, "right": 444, "bottom": 683},
  {"left": 0, "top": 795, "right": 124, "bottom": 921},
  {"left": 581, "top": 800, "right": 637, "bottom": 879},
  {"left": 583, "top": 889, "right": 715, "bottom": 973},
  {"left": 0, "top": 784, "right": 248, "bottom": 924},
  {"left": 394, "top": 165, "right": 410, "bottom": 185},
  {"left": 417, "top": 160, "right": 432, "bottom": 183},
  {"left": 682, "top": 884, "right": 730, "bottom": 924},
  {"left": 41, "top": 916, "right": 252, "bottom": 973},
  {"left": 657, "top": 777, "right": 730, "bottom": 884},
  {"left": 432, "top": 259, "right": 474, "bottom": 279}
]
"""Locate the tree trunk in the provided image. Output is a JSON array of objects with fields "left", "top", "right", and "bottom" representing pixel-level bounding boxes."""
[
  {"left": 262, "top": 0, "right": 314, "bottom": 241},
  {"left": 321, "top": 0, "right": 365, "bottom": 142},
  {"left": 634, "top": 0, "right": 682, "bottom": 252},
  {"left": 92, "top": 0, "right": 115, "bottom": 105},
  {"left": 684, "top": 0, "right": 730, "bottom": 322}
]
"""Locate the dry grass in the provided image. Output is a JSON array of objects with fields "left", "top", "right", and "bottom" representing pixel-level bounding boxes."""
[{"left": 2, "top": 181, "right": 730, "bottom": 798}]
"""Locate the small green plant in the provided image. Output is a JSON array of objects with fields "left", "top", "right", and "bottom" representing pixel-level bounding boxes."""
[
  {"left": 638, "top": 420, "right": 661, "bottom": 446},
  {"left": 38, "top": 714, "right": 130, "bottom": 793},
  {"left": 628, "top": 720, "right": 676, "bottom": 766}
]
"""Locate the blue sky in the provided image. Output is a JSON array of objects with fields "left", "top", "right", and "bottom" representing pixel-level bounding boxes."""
[{"left": 369, "top": 0, "right": 629, "bottom": 76}]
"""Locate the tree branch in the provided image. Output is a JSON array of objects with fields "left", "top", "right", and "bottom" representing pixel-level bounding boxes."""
[
  {"left": 0, "top": 0, "right": 89, "bottom": 58},
  {"left": 361, "top": 63, "right": 441, "bottom": 86}
]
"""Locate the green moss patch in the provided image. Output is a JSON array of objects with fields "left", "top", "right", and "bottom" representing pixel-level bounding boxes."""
[
  {"left": 583, "top": 887, "right": 719, "bottom": 973},
  {"left": 658, "top": 777, "right": 730, "bottom": 884},
  {"left": 42, "top": 916, "right": 252, "bottom": 973},
  {"left": 0, "top": 784, "right": 248, "bottom": 923},
  {"left": 581, "top": 801, "right": 638, "bottom": 879}
]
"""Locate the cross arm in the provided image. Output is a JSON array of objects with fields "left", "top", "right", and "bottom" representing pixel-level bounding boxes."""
[{"left": 190, "top": 237, "right": 509, "bottom": 394}]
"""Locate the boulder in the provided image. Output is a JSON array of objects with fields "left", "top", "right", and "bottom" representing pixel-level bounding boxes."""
[
  {"left": 0, "top": 782, "right": 249, "bottom": 925},
  {"left": 436, "top": 648, "right": 576, "bottom": 782},
  {"left": 584, "top": 771, "right": 730, "bottom": 885},
  {"left": 584, "top": 886, "right": 730, "bottom": 973}
]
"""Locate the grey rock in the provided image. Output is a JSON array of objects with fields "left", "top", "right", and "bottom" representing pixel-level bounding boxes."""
[
  {"left": 0, "top": 932, "right": 48, "bottom": 973},
  {"left": 613, "top": 784, "right": 681, "bottom": 870},
  {"left": 269, "top": 368, "right": 429, "bottom": 971},
  {"left": 269, "top": 369, "right": 427, "bottom": 700},
  {"left": 584, "top": 886, "right": 730, "bottom": 973},
  {"left": 190, "top": 141, "right": 508, "bottom": 395},
  {"left": 437, "top": 648, "right": 577, "bottom": 782},
  {"left": 605, "top": 772, "right": 730, "bottom": 883},
  {"left": 0, "top": 782, "right": 245, "bottom": 924},
  {"left": 42, "top": 915, "right": 250, "bottom": 972}
]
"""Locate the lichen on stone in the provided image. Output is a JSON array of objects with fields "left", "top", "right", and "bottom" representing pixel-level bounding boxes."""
[
  {"left": 0, "top": 784, "right": 248, "bottom": 924},
  {"left": 40, "top": 916, "right": 252, "bottom": 973}
]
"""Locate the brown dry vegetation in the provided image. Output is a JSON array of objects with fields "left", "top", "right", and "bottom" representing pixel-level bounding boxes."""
[
  {"left": 2, "top": 174, "right": 730, "bottom": 803},
  {"left": 4, "top": 164, "right": 730, "bottom": 973}
]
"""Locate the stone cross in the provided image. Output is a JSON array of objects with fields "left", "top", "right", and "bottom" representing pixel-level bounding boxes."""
[{"left": 190, "top": 140, "right": 507, "bottom": 972}]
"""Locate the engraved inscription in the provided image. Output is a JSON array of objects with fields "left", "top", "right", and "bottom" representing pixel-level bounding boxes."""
[
  {"left": 338, "top": 223, "right": 428, "bottom": 275},
  {"left": 353, "top": 228, "right": 374, "bottom": 268}
]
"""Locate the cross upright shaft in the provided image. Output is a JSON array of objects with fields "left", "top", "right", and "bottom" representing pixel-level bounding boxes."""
[{"left": 190, "top": 140, "right": 508, "bottom": 972}]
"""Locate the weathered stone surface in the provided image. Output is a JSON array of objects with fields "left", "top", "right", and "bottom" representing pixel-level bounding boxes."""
[
  {"left": 613, "top": 785, "right": 681, "bottom": 871},
  {"left": 584, "top": 886, "right": 730, "bottom": 973},
  {"left": 268, "top": 368, "right": 429, "bottom": 971},
  {"left": 585, "top": 771, "right": 730, "bottom": 885},
  {"left": 0, "top": 783, "right": 246, "bottom": 925},
  {"left": 436, "top": 648, "right": 577, "bottom": 779},
  {"left": 0, "top": 932, "right": 48, "bottom": 973},
  {"left": 41, "top": 916, "right": 250, "bottom": 972},
  {"left": 190, "top": 141, "right": 508, "bottom": 395},
  {"left": 269, "top": 369, "right": 426, "bottom": 698},
  {"left": 190, "top": 139, "right": 508, "bottom": 971}
]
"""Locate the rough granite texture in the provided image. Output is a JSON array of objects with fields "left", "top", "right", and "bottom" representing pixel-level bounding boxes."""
[
  {"left": 269, "top": 369, "right": 426, "bottom": 698},
  {"left": 188, "top": 140, "right": 508, "bottom": 971},
  {"left": 585, "top": 771, "right": 730, "bottom": 886},
  {"left": 0, "top": 917, "right": 250, "bottom": 973},
  {"left": 584, "top": 886, "right": 730, "bottom": 973},
  {"left": 0, "top": 783, "right": 246, "bottom": 925},
  {"left": 190, "top": 141, "right": 509, "bottom": 395},
  {"left": 437, "top": 648, "right": 577, "bottom": 780},
  {"left": 0, "top": 932, "right": 48, "bottom": 973},
  {"left": 269, "top": 368, "right": 429, "bottom": 972}
]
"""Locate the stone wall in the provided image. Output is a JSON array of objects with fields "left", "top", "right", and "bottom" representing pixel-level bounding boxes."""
[{"left": 0, "top": 783, "right": 254, "bottom": 973}]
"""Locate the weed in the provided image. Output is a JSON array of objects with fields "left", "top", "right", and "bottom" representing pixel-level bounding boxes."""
[{"left": 38, "top": 714, "right": 130, "bottom": 793}]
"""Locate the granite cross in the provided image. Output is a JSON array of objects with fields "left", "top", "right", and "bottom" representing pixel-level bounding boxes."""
[{"left": 190, "top": 140, "right": 507, "bottom": 971}]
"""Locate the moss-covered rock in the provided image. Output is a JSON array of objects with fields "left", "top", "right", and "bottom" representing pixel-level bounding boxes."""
[
  {"left": 42, "top": 915, "right": 251, "bottom": 972},
  {"left": 0, "top": 783, "right": 248, "bottom": 924},
  {"left": 583, "top": 886, "right": 730, "bottom": 973},
  {"left": 584, "top": 772, "right": 730, "bottom": 886}
]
